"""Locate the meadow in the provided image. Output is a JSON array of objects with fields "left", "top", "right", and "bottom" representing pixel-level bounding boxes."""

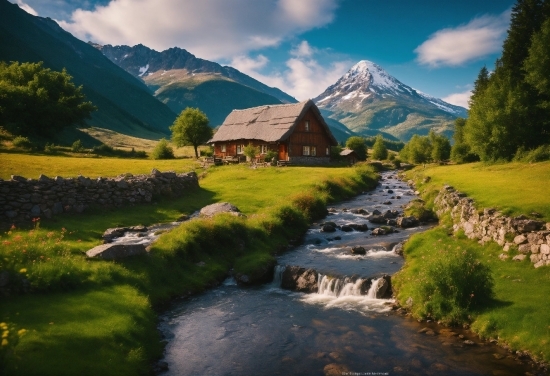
[
  {"left": 0, "top": 154, "right": 378, "bottom": 375},
  {"left": 394, "top": 161, "right": 550, "bottom": 364}
]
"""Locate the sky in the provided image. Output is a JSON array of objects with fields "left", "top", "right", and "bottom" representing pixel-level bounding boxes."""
[{"left": 11, "top": 0, "right": 516, "bottom": 108}]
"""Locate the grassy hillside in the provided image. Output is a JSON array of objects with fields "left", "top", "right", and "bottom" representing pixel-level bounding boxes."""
[
  {"left": 0, "top": 159, "right": 377, "bottom": 375},
  {"left": 146, "top": 73, "right": 283, "bottom": 126},
  {"left": 0, "top": 1, "right": 176, "bottom": 140},
  {"left": 393, "top": 161, "right": 550, "bottom": 365}
]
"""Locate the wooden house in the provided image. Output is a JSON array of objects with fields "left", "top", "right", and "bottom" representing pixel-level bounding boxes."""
[
  {"left": 340, "top": 148, "right": 359, "bottom": 165},
  {"left": 209, "top": 100, "right": 338, "bottom": 165}
]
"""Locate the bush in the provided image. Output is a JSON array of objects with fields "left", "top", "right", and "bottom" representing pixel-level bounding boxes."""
[
  {"left": 92, "top": 143, "right": 114, "bottom": 155},
  {"left": 12, "top": 136, "right": 32, "bottom": 149},
  {"left": 151, "top": 138, "right": 175, "bottom": 160},
  {"left": 514, "top": 144, "right": 550, "bottom": 163},
  {"left": 71, "top": 139, "right": 84, "bottom": 152},
  {"left": 408, "top": 247, "right": 493, "bottom": 324},
  {"left": 43, "top": 143, "right": 57, "bottom": 154},
  {"left": 265, "top": 150, "right": 277, "bottom": 163},
  {"left": 199, "top": 147, "right": 213, "bottom": 157}
]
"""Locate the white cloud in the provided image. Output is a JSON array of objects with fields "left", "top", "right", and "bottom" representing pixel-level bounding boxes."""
[
  {"left": 58, "top": 0, "right": 338, "bottom": 61},
  {"left": 415, "top": 10, "right": 511, "bottom": 67},
  {"left": 231, "top": 41, "right": 351, "bottom": 101},
  {"left": 15, "top": 0, "right": 38, "bottom": 15},
  {"left": 443, "top": 90, "right": 472, "bottom": 109}
]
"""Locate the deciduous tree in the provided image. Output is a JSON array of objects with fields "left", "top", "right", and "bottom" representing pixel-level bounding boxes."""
[{"left": 170, "top": 107, "right": 212, "bottom": 158}]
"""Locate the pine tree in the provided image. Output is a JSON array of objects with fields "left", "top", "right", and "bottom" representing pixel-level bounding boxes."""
[{"left": 371, "top": 134, "right": 388, "bottom": 160}]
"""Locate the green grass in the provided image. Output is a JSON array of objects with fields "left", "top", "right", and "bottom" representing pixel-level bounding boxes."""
[
  {"left": 0, "top": 160, "right": 378, "bottom": 375},
  {"left": 409, "top": 161, "right": 550, "bottom": 221},
  {"left": 394, "top": 162, "right": 550, "bottom": 363},
  {"left": 0, "top": 152, "right": 200, "bottom": 179}
]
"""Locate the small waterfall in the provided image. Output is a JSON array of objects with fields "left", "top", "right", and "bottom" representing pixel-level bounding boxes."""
[
  {"left": 366, "top": 278, "right": 383, "bottom": 299},
  {"left": 271, "top": 265, "right": 286, "bottom": 287},
  {"left": 317, "top": 275, "right": 368, "bottom": 298}
]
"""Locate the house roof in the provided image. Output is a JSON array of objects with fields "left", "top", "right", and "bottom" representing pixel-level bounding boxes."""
[
  {"left": 340, "top": 148, "right": 358, "bottom": 157},
  {"left": 209, "top": 99, "right": 338, "bottom": 145}
]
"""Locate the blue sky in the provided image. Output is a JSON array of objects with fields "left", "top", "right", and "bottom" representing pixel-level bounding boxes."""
[{"left": 12, "top": 0, "right": 515, "bottom": 107}]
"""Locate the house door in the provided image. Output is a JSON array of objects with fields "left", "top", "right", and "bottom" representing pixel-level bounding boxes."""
[{"left": 278, "top": 144, "right": 287, "bottom": 161}]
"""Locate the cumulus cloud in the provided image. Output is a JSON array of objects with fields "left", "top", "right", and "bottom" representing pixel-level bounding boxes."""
[
  {"left": 58, "top": 0, "right": 338, "bottom": 60},
  {"left": 15, "top": 0, "right": 38, "bottom": 15},
  {"left": 443, "top": 90, "right": 473, "bottom": 109},
  {"left": 415, "top": 10, "right": 511, "bottom": 67},
  {"left": 231, "top": 41, "right": 351, "bottom": 101}
]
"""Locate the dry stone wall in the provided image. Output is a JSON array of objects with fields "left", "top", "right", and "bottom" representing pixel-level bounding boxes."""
[
  {"left": 433, "top": 185, "right": 550, "bottom": 268},
  {"left": 0, "top": 169, "right": 199, "bottom": 227}
]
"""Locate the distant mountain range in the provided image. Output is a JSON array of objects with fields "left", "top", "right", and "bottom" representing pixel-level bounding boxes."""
[
  {"left": 314, "top": 61, "right": 467, "bottom": 140},
  {"left": 0, "top": 0, "right": 176, "bottom": 142},
  {"left": 92, "top": 44, "right": 295, "bottom": 125}
]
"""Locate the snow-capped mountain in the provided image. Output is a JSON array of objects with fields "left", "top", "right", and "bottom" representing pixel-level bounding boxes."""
[{"left": 314, "top": 61, "right": 467, "bottom": 140}]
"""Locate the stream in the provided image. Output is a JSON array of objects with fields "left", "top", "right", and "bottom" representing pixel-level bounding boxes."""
[{"left": 156, "top": 172, "right": 536, "bottom": 375}]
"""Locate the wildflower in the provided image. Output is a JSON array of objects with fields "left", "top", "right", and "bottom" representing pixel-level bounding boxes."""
[
  {"left": 2, "top": 330, "right": 8, "bottom": 338},
  {"left": 1, "top": 339, "right": 8, "bottom": 346},
  {"left": 0, "top": 323, "right": 7, "bottom": 330},
  {"left": 17, "top": 329, "right": 26, "bottom": 336},
  {"left": 10, "top": 224, "right": 16, "bottom": 230},
  {"left": 19, "top": 268, "right": 27, "bottom": 274}
]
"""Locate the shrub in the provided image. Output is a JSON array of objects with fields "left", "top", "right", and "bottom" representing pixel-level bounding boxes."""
[
  {"left": 199, "top": 147, "right": 213, "bottom": 157},
  {"left": 265, "top": 150, "right": 277, "bottom": 163},
  {"left": 514, "top": 144, "right": 550, "bottom": 163},
  {"left": 151, "top": 138, "right": 175, "bottom": 160},
  {"left": 409, "top": 247, "right": 493, "bottom": 324},
  {"left": 92, "top": 143, "right": 114, "bottom": 155},
  {"left": 43, "top": 143, "right": 57, "bottom": 154},
  {"left": 71, "top": 139, "right": 84, "bottom": 152},
  {"left": 12, "top": 136, "right": 32, "bottom": 149}
]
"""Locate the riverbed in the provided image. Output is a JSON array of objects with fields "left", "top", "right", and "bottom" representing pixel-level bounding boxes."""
[{"left": 157, "top": 172, "right": 535, "bottom": 375}]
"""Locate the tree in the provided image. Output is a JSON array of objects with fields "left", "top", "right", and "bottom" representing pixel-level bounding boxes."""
[
  {"left": 345, "top": 136, "right": 367, "bottom": 161},
  {"left": 170, "top": 107, "right": 212, "bottom": 158},
  {"left": 243, "top": 143, "right": 259, "bottom": 162},
  {"left": 371, "top": 134, "right": 388, "bottom": 160},
  {"left": 428, "top": 130, "right": 451, "bottom": 162},
  {"left": 525, "top": 18, "right": 550, "bottom": 110},
  {"left": 451, "top": 118, "right": 478, "bottom": 163},
  {"left": 399, "top": 135, "right": 432, "bottom": 164},
  {"left": 0, "top": 61, "right": 96, "bottom": 138}
]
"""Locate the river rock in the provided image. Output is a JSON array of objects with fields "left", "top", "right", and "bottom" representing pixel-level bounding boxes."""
[
  {"left": 350, "top": 246, "right": 366, "bottom": 255},
  {"left": 102, "top": 227, "right": 130, "bottom": 243},
  {"left": 349, "top": 223, "right": 369, "bottom": 232},
  {"left": 373, "top": 275, "right": 392, "bottom": 299},
  {"left": 86, "top": 243, "right": 147, "bottom": 260},
  {"left": 513, "top": 234, "right": 527, "bottom": 244},
  {"left": 340, "top": 225, "right": 353, "bottom": 232},
  {"left": 397, "top": 216, "right": 419, "bottom": 228},
  {"left": 234, "top": 259, "right": 276, "bottom": 285},
  {"left": 350, "top": 208, "right": 368, "bottom": 215},
  {"left": 371, "top": 227, "right": 388, "bottom": 236},
  {"left": 367, "top": 214, "right": 386, "bottom": 224},
  {"left": 281, "top": 266, "right": 318, "bottom": 293},
  {"left": 321, "top": 224, "right": 337, "bottom": 232},
  {"left": 200, "top": 202, "right": 244, "bottom": 217},
  {"left": 383, "top": 210, "right": 399, "bottom": 219}
]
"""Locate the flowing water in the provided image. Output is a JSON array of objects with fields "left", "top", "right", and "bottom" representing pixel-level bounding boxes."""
[{"left": 158, "top": 172, "right": 536, "bottom": 375}]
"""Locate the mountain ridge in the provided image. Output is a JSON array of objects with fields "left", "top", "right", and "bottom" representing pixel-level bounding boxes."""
[{"left": 314, "top": 60, "right": 467, "bottom": 141}]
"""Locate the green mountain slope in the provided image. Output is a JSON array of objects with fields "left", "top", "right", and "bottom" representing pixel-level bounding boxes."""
[{"left": 0, "top": 1, "right": 176, "bottom": 140}]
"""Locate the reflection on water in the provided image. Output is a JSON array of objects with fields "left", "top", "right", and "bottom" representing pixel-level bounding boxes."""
[{"left": 159, "top": 172, "right": 535, "bottom": 376}]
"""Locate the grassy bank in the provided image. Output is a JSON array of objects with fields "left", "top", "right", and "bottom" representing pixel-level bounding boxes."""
[
  {"left": 0, "top": 161, "right": 378, "bottom": 375},
  {"left": 393, "top": 161, "right": 550, "bottom": 364}
]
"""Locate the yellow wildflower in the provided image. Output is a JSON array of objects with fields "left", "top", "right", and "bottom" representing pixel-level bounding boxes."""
[
  {"left": 0, "top": 322, "right": 6, "bottom": 330},
  {"left": 2, "top": 331, "right": 8, "bottom": 338},
  {"left": 17, "top": 329, "right": 26, "bottom": 336},
  {"left": 19, "top": 268, "right": 27, "bottom": 273},
  {"left": 1, "top": 339, "right": 8, "bottom": 346}
]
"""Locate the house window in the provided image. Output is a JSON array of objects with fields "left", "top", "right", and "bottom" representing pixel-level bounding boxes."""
[
  {"left": 305, "top": 120, "right": 310, "bottom": 132},
  {"left": 311, "top": 146, "right": 316, "bottom": 156},
  {"left": 326, "top": 147, "right": 330, "bottom": 156},
  {"left": 237, "top": 144, "right": 245, "bottom": 154},
  {"left": 220, "top": 144, "right": 226, "bottom": 153},
  {"left": 303, "top": 146, "right": 310, "bottom": 156},
  {"left": 260, "top": 144, "right": 268, "bottom": 154}
]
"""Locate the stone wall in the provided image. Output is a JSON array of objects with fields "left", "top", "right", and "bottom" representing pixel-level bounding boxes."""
[
  {"left": 0, "top": 169, "right": 199, "bottom": 227},
  {"left": 433, "top": 185, "right": 550, "bottom": 268}
]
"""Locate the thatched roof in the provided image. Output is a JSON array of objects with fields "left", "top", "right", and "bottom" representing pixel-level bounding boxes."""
[{"left": 209, "top": 99, "right": 337, "bottom": 145}]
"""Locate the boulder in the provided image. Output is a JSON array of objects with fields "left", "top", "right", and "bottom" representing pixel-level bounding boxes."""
[
  {"left": 514, "top": 219, "right": 544, "bottom": 233},
  {"left": 373, "top": 275, "right": 392, "bottom": 299},
  {"left": 383, "top": 210, "right": 399, "bottom": 219},
  {"left": 86, "top": 243, "right": 147, "bottom": 260},
  {"left": 372, "top": 227, "right": 393, "bottom": 236},
  {"left": 281, "top": 266, "right": 318, "bottom": 293},
  {"left": 513, "top": 234, "right": 527, "bottom": 245},
  {"left": 102, "top": 227, "right": 129, "bottom": 243},
  {"left": 397, "top": 216, "right": 419, "bottom": 228},
  {"left": 340, "top": 225, "right": 353, "bottom": 232},
  {"left": 321, "top": 224, "right": 337, "bottom": 233},
  {"left": 350, "top": 208, "right": 368, "bottom": 215},
  {"left": 350, "top": 246, "right": 366, "bottom": 255},
  {"left": 512, "top": 254, "right": 526, "bottom": 261},
  {"left": 367, "top": 214, "right": 386, "bottom": 224},
  {"left": 199, "top": 202, "right": 243, "bottom": 217},
  {"left": 541, "top": 244, "right": 550, "bottom": 255},
  {"left": 349, "top": 223, "right": 369, "bottom": 232}
]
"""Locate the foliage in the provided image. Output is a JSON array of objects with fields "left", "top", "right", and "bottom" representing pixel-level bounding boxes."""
[
  {"left": 371, "top": 134, "right": 388, "bottom": 160},
  {"left": 463, "top": 1, "right": 550, "bottom": 161},
  {"left": 71, "top": 139, "right": 84, "bottom": 153},
  {"left": 265, "top": 150, "right": 278, "bottom": 163},
  {"left": 428, "top": 129, "right": 451, "bottom": 162},
  {"left": 12, "top": 136, "right": 32, "bottom": 149},
  {"left": 399, "top": 134, "right": 431, "bottom": 164},
  {"left": 92, "top": 143, "right": 147, "bottom": 158},
  {"left": 450, "top": 118, "right": 478, "bottom": 163},
  {"left": 513, "top": 144, "right": 550, "bottom": 162},
  {"left": 0, "top": 62, "right": 96, "bottom": 139},
  {"left": 199, "top": 146, "right": 214, "bottom": 157},
  {"left": 364, "top": 135, "right": 405, "bottom": 151},
  {"left": 330, "top": 145, "right": 343, "bottom": 161},
  {"left": 243, "top": 143, "right": 259, "bottom": 162},
  {"left": 170, "top": 107, "right": 212, "bottom": 158},
  {"left": 151, "top": 138, "right": 175, "bottom": 160},
  {"left": 345, "top": 136, "right": 367, "bottom": 161}
]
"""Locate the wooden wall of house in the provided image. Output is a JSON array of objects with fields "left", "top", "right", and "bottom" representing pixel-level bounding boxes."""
[
  {"left": 288, "top": 108, "right": 332, "bottom": 158},
  {"left": 213, "top": 140, "right": 277, "bottom": 157}
]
